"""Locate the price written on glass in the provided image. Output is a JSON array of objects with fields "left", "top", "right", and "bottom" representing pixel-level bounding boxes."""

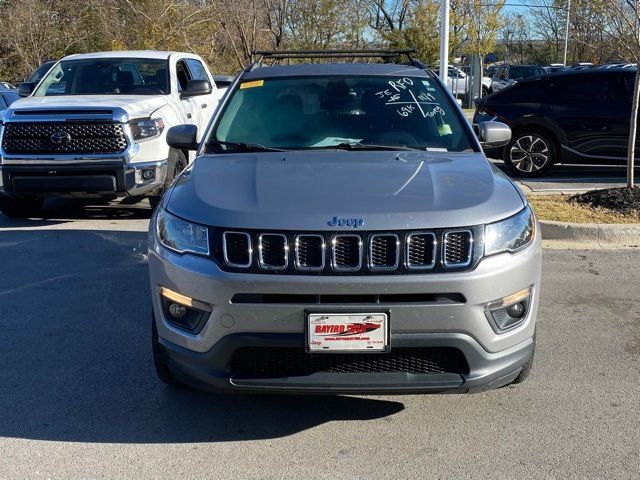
[{"left": 375, "top": 78, "right": 445, "bottom": 118}]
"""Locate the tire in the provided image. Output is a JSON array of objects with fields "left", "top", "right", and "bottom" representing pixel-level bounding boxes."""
[
  {"left": 148, "top": 149, "right": 187, "bottom": 210},
  {"left": 481, "top": 86, "right": 490, "bottom": 98},
  {"left": 152, "top": 313, "right": 181, "bottom": 386},
  {"left": 0, "top": 197, "right": 44, "bottom": 218},
  {"left": 503, "top": 129, "right": 557, "bottom": 178},
  {"left": 512, "top": 334, "right": 535, "bottom": 384}
]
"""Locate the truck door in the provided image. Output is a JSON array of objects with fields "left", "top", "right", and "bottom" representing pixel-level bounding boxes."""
[
  {"left": 184, "top": 58, "right": 218, "bottom": 139},
  {"left": 176, "top": 60, "right": 198, "bottom": 128}
]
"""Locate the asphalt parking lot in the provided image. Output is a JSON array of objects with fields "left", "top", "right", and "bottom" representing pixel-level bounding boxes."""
[{"left": 0, "top": 194, "right": 638, "bottom": 479}]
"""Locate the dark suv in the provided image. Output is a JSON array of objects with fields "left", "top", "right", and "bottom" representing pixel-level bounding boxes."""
[{"left": 475, "top": 69, "right": 636, "bottom": 177}]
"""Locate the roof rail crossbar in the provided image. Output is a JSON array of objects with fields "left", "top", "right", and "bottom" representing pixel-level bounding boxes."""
[{"left": 252, "top": 49, "right": 422, "bottom": 67}]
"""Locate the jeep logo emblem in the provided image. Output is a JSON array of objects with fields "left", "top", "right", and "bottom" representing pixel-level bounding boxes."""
[
  {"left": 327, "top": 216, "right": 364, "bottom": 228},
  {"left": 50, "top": 131, "right": 71, "bottom": 145}
]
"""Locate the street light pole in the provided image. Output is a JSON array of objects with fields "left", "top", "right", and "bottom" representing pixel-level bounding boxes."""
[
  {"left": 563, "top": 0, "right": 571, "bottom": 66},
  {"left": 439, "top": 0, "right": 450, "bottom": 85}
]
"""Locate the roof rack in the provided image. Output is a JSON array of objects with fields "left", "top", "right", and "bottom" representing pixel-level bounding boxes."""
[{"left": 248, "top": 49, "right": 426, "bottom": 70}]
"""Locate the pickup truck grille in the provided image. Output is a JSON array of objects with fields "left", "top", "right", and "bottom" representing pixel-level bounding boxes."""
[
  {"left": 215, "top": 228, "right": 480, "bottom": 275},
  {"left": 2, "top": 122, "right": 128, "bottom": 154}
]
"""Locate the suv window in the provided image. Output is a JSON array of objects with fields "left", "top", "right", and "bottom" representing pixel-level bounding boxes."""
[
  {"left": 509, "top": 66, "right": 545, "bottom": 80},
  {"left": 545, "top": 75, "right": 619, "bottom": 105},
  {"left": 209, "top": 75, "right": 474, "bottom": 152},
  {"left": 34, "top": 58, "right": 169, "bottom": 95}
]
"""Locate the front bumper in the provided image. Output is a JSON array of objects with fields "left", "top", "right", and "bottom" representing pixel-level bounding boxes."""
[
  {"left": 160, "top": 331, "right": 533, "bottom": 394},
  {"left": 0, "top": 159, "right": 167, "bottom": 198},
  {"left": 149, "top": 228, "right": 541, "bottom": 394}
]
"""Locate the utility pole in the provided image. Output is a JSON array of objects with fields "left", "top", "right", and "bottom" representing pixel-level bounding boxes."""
[
  {"left": 439, "top": 0, "right": 450, "bottom": 86},
  {"left": 562, "top": 0, "right": 571, "bottom": 66}
]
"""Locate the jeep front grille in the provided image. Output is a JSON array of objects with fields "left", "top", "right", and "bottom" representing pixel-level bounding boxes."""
[
  {"left": 2, "top": 122, "right": 128, "bottom": 154},
  {"left": 216, "top": 228, "right": 478, "bottom": 274}
]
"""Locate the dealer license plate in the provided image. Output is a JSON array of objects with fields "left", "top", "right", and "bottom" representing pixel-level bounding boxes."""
[{"left": 307, "top": 313, "right": 388, "bottom": 352}]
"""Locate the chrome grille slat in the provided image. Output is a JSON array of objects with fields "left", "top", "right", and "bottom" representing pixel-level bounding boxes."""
[
  {"left": 406, "top": 232, "right": 437, "bottom": 270},
  {"left": 369, "top": 234, "right": 399, "bottom": 271},
  {"left": 331, "top": 234, "right": 362, "bottom": 271},
  {"left": 443, "top": 230, "right": 473, "bottom": 267},
  {"left": 258, "top": 234, "right": 288, "bottom": 270},
  {"left": 223, "top": 231, "right": 252, "bottom": 268},
  {"left": 295, "top": 234, "right": 325, "bottom": 271}
]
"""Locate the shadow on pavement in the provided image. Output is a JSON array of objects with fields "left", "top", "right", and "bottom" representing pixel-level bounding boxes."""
[
  {"left": 0, "top": 228, "right": 404, "bottom": 444},
  {"left": 0, "top": 198, "right": 152, "bottom": 228}
]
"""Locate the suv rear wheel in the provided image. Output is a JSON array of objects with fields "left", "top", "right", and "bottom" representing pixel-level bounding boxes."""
[
  {"left": 0, "top": 197, "right": 44, "bottom": 218},
  {"left": 503, "top": 129, "right": 556, "bottom": 177},
  {"left": 148, "top": 149, "right": 187, "bottom": 210}
]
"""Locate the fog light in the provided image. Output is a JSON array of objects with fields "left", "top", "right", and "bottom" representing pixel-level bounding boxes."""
[
  {"left": 159, "top": 286, "right": 211, "bottom": 333},
  {"left": 506, "top": 302, "right": 525, "bottom": 319},
  {"left": 485, "top": 287, "right": 532, "bottom": 333},
  {"left": 168, "top": 303, "right": 187, "bottom": 318},
  {"left": 142, "top": 168, "right": 155, "bottom": 180}
]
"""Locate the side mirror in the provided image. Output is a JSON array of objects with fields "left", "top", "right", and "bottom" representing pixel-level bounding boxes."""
[
  {"left": 181, "top": 79, "right": 212, "bottom": 97},
  {"left": 18, "top": 82, "right": 36, "bottom": 97},
  {"left": 476, "top": 121, "right": 511, "bottom": 148},
  {"left": 167, "top": 124, "right": 198, "bottom": 151}
]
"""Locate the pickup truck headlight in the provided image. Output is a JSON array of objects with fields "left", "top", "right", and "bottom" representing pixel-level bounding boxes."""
[
  {"left": 129, "top": 117, "right": 165, "bottom": 142},
  {"left": 156, "top": 208, "right": 209, "bottom": 256},
  {"left": 484, "top": 206, "right": 535, "bottom": 256}
]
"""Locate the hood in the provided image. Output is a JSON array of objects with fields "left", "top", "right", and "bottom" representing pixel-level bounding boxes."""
[
  {"left": 8, "top": 95, "right": 168, "bottom": 119},
  {"left": 167, "top": 151, "right": 525, "bottom": 231}
]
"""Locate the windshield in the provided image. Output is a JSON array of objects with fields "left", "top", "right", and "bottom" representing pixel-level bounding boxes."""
[
  {"left": 510, "top": 66, "right": 545, "bottom": 80},
  {"left": 208, "top": 75, "right": 474, "bottom": 152},
  {"left": 33, "top": 58, "right": 169, "bottom": 96}
]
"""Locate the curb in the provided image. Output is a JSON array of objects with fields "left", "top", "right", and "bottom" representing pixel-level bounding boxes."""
[{"left": 540, "top": 220, "right": 640, "bottom": 247}]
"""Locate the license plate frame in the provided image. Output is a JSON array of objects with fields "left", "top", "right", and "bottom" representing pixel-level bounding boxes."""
[{"left": 305, "top": 311, "right": 390, "bottom": 353}]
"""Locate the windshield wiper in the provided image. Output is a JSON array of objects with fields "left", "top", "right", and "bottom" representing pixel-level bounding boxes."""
[
  {"left": 310, "top": 142, "right": 421, "bottom": 151},
  {"left": 208, "top": 140, "right": 288, "bottom": 152}
]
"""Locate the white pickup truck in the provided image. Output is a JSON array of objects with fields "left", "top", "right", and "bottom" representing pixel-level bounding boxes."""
[{"left": 0, "top": 50, "right": 221, "bottom": 217}]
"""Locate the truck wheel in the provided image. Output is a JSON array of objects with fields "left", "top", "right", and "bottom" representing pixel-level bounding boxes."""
[
  {"left": 503, "top": 129, "right": 556, "bottom": 178},
  {"left": 0, "top": 197, "right": 44, "bottom": 218},
  {"left": 152, "top": 312, "right": 181, "bottom": 386},
  {"left": 148, "top": 149, "right": 187, "bottom": 210}
]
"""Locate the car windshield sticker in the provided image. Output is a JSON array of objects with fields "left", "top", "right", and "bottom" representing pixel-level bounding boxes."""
[{"left": 240, "top": 80, "right": 264, "bottom": 89}]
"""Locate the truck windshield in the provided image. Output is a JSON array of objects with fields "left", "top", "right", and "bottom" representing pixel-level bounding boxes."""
[
  {"left": 33, "top": 58, "right": 169, "bottom": 96},
  {"left": 208, "top": 75, "right": 474, "bottom": 152}
]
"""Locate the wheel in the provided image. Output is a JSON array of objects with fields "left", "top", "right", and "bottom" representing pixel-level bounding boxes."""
[
  {"left": 512, "top": 334, "right": 535, "bottom": 384},
  {"left": 152, "top": 313, "right": 181, "bottom": 386},
  {"left": 0, "top": 197, "right": 44, "bottom": 218},
  {"left": 503, "top": 129, "right": 557, "bottom": 177},
  {"left": 148, "top": 149, "right": 187, "bottom": 210},
  {"left": 481, "top": 86, "right": 490, "bottom": 97}
]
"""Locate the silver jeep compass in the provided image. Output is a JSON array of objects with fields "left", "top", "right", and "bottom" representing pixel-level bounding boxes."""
[{"left": 148, "top": 50, "right": 541, "bottom": 394}]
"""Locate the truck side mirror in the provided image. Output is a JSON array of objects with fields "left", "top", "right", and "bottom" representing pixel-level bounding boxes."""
[
  {"left": 476, "top": 121, "right": 511, "bottom": 148},
  {"left": 18, "top": 82, "right": 36, "bottom": 97},
  {"left": 167, "top": 124, "right": 198, "bottom": 151},
  {"left": 181, "top": 79, "right": 212, "bottom": 97}
]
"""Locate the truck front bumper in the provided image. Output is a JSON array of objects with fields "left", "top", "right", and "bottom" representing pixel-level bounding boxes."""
[{"left": 0, "top": 159, "right": 167, "bottom": 198}]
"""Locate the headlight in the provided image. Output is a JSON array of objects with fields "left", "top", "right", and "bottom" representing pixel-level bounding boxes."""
[
  {"left": 156, "top": 208, "right": 209, "bottom": 256},
  {"left": 129, "top": 117, "right": 164, "bottom": 142},
  {"left": 484, "top": 206, "right": 535, "bottom": 256}
]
